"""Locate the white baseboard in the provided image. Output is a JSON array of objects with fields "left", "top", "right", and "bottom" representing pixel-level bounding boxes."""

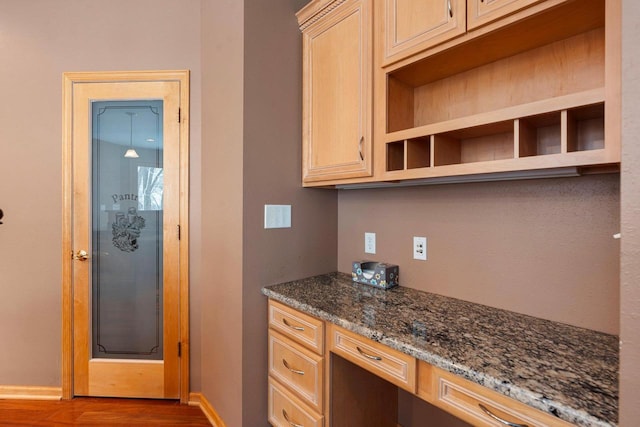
[
  {"left": 189, "top": 392, "right": 226, "bottom": 427},
  {"left": 0, "top": 385, "right": 62, "bottom": 400}
]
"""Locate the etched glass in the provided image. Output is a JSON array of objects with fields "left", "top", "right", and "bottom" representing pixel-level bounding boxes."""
[{"left": 91, "top": 100, "right": 164, "bottom": 360}]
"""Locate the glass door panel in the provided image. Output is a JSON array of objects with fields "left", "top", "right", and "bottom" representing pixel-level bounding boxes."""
[{"left": 91, "top": 101, "right": 164, "bottom": 360}]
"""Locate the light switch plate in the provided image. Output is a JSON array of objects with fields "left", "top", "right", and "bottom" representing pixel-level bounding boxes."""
[{"left": 264, "top": 205, "right": 291, "bottom": 229}]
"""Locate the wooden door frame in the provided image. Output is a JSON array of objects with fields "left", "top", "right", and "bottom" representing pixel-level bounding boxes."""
[{"left": 61, "top": 70, "right": 190, "bottom": 403}]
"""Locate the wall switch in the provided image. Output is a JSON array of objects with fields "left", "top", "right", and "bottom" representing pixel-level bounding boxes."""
[
  {"left": 413, "top": 236, "right": 427, "bottom": 260},
  {"left": 264, "top": 204, "right": 291, "bottom": 229},
  {"left": 365, "top": 232, "right": 376, "bottom": 254}
]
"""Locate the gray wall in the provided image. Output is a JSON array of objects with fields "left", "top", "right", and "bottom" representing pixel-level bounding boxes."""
[
  {"left": 200, "top": 0, "right": 337, "bottom": 425},
  {"left": 242, "top": 0, "right": 337, "bottom": 426},
  {"left": 620, "top": 0, "right": 640, "bottom": 424},
  {"left": 0, "top": 0, "right": 202, "bottom": 387},
  {"left": 338, "top": 174, "right": 620, "bottom": 334}
]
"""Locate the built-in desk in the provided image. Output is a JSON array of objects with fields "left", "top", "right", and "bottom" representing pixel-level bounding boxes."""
[{"left": 262, "top": 273, "right": 617, "bottom": 427}]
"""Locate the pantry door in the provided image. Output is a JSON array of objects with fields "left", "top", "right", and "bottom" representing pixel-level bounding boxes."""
[{"left": 62, "top": 71, "right": 189, "bottom": 401}]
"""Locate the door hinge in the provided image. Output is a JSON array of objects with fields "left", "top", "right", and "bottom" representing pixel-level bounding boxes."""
[
  {"left": 178, "top": 108, "right": 181, "bottom": 123},
  {"left": 177, "top": 224, "right": 181, "bottom": 240},
  {"left": 178, "top": 342, "right": 182, "bottom": 357}
]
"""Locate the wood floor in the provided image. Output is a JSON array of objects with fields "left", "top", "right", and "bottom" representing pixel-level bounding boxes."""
[{"left": 0, "top": 398, "right": 211, "bottom": 426}]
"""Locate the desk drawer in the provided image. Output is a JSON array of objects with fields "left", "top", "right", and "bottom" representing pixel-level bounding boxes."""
[
  {"left": 269, "top": 377, "right": 324, "bottom": 427},
  {"left": 329, "top": 324, "right": 416, "bottom": 393},
  {"left": 431, "top": 364, "right": 573, "bottom": 427},
  {"left": 269, "top": 300, "right": 324, "bottom": 354},
  {"left": 269, "top": 330, "right": 324, "bottom": 412}
]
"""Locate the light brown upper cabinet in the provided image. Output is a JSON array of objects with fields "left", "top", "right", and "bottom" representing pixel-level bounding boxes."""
[
  {"left": 382, "top": 0, "right": 466, "bottom": 66},
  {"left": 376, "top": 0, "right": 620, "bottom": 184},
  {"left": 296, "top": 0, "right": 620, "bottom": 188},
  {"left": 467, "top": 0, "right": 546, "bottom": 30},
  {"left": 298, "top": 0, "right": 373, "bottom": 185}
]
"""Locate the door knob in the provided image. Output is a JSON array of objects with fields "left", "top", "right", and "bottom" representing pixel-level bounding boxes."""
[{"left": 74, "top": 250, "right": 89, "bottom": 261}]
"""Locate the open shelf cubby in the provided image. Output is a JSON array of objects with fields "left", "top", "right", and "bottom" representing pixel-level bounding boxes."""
[
  {"left": 567, "top": 103, "right": 605, "bottom": 152},
  {"left": 386, "top": 141, "right": 404, "bottom": 171},
  {"left": 384, "top": 100, "right": 605, "bottom": 173},
  {"left": 386, "top": 137, "right": 431, "bottom": 172},
  {"left": 407, "top": 137, "right": 431, "bottom": 169},
  {"left": 433, "top": 121, "right": 514, "bottom": 167},
  {"left": 516, "top": 103, "right": 605, "bottom": 158},
  {"left": 517, "top": 112, "right": 562, "bottom": 157},
  {"left": 387, "top": 27, "right": 604, "bottom": 134}
]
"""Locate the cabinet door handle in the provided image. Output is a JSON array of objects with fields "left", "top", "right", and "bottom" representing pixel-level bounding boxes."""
[
  {"left": 359, "top": 136, "right": 364, "bottom": 161},
  {"left": 448, "top": 0, "right": 453, "bottom": 18},
  {"left": 356, "top": 346, "right": 382, "bottom": 361},
  {"left": 282, "top": 359, "right": 305, "bottom": 375},
  {"left": 282, "top": 318, "right": 305, "bottom": 331},
  {"left": 282, "top": 409, "right": 304, "bottom": 427},
  {"left": 478, "top": 404, "right": 529, "bottom": 427}
]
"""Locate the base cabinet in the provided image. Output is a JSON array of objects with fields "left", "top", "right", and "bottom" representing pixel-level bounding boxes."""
[
  {"left": 269, "top": 378, "right": 324, "bottom": 427},
  {"left": 418, "top": 362, "right": 574, "bottom": 427},
  {"left": 328, "top": 324, "right": 416, "bottom": 393},
  {"left": 267, "top": 300, "right": 578, "bottom": 427},
  {"left": 268, "top": 300, "right": 325, "bottom": 426}
]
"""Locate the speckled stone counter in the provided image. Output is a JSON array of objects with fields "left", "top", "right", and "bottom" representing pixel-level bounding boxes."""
[{"left": 262, "top": 273, "right": 618, "bottom": 427}]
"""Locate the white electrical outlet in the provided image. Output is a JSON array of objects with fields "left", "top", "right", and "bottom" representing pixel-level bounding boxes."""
[
  {"left": 413, "top": 236, "right": 427, "bottom": 260},
  {"left": 365, "top": 232, "right": 376, "bottom": 254}
]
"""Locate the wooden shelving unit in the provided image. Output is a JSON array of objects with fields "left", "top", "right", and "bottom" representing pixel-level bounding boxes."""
[
  {"left": 383, "top": 97, "right": 606, "bottom": 174},
  {"left": 298, "top": 0, "right": 619, "bottom": 187},
  {"left": 376, "top": 0, "right": 618, "bottom": 183}
]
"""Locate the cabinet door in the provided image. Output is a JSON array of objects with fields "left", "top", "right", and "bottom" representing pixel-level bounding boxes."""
[
  {"left": 301, "top": 0, "right": 372, "bottom": 184},
  {"left": 328, "top": 324, "right": 416, "bottom": 393},
  {"left": 269, "top": 378, "right": 324, "bottom": 427},
  {"left": 269, "top": 330, "right": 324, "bottom": 413},
  {"left": 467, "top": 0, "right": 546, "bottom": 30},
  {"left": 269, "top": 300, "right": 324, "bottom": 355},
  {"left": 427, "top": 363, "right": 575, "bottom": 427},
  {"left": 383, "top": 0, "right": 466, "bottom": 65}
]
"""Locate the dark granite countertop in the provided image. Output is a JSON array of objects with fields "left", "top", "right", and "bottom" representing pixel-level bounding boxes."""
[{"left": 262, "top": 272, "right": 618, "bottom": 427}]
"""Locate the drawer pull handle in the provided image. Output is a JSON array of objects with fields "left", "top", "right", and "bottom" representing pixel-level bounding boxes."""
[
  {"left": 356, "top": 346, "right": 382, "bottom": 361},
  {"left": 282, "top": 409, "right": 303, "bottom": 427},
  {"left": 478, "top": 404, "right": 529, "bottom": 427},
  {"left": 282, "top": 318, "right": 305, "bottom": 331},
  {"left": 282, "top": 359, "right": 305, "bottom": 375}
]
